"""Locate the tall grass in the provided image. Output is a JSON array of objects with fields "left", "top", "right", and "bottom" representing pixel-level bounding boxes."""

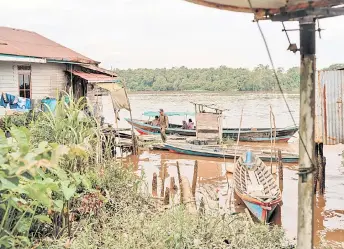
[
  {"left": 29, "top": 93, "right": 105, "bottom": 172},
  {"left": 39, "top": 163, "right": 291, "bottom": 249}
]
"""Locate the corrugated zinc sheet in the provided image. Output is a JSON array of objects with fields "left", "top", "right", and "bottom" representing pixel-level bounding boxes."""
[
  {"left": 71, "top": 71, "right": 118, "bottom": 83},
  {"left": 316, "top": 70, "right": 344, "bottom": 145}
]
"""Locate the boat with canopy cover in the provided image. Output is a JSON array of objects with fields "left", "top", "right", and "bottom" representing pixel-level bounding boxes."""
[
  {"left": 125, "top": 116, "right": 298, "bottom": 142},
  {"left": 143, "top": 111, "right": 194, "bottom": 117}
]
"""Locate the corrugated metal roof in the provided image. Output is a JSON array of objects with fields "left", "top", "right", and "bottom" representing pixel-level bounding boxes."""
[
  {"left": 185, "top": 0, "right": 343, "bottom": 18},
  {"left": 0, "top": 27, "right": 98, "bottom": 64},
  {"left": 82, "top": 64, "right": 117, "bottom": 77},
  {"left": 316, "top": 70, "right": 344, "bottom": 145},
  {"left": 71, "top": 71, "right": 118, "bottom": 83}
]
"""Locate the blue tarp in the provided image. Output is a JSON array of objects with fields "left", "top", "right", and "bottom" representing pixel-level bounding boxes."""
[
  {"left": 41, "top": 96, "right": 70, "bottom": 113},
  {"left": 41, "top": 98, "right": 57, "bottom": 112},
  {"left": 143, "top": 111, "right": 194, "bottom": 117}
]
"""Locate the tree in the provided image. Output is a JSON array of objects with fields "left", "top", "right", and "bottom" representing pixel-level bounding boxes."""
[{"left": 115, "top": 65, "right": 309, "bottom": 92}]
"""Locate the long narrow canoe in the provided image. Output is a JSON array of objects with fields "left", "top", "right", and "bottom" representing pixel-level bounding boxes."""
[
  {"left": 125, "top": 118, "right": 298, "bottom": 142},
  {"left": 234, "top": 151, "right": 282, "bottom": 223},
  {"left": 163, "top": 142, "right": 299, "bottom": 163}
]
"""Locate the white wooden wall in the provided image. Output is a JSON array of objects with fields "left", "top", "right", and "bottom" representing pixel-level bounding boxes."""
[
  {"left": 0, "top": 61, "right": 67, "bottom": 99},
  {"left": 31, "top": 63, "right": 67, "bottom": 99}
]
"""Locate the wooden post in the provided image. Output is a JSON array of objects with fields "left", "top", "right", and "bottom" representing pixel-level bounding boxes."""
[
  {"left": 278, "top": 150, "right": 283, "bottom": 180},
  {"left": 152, "top": 173, "right": 157, "bottom": 197},
  {"left": 180, "top": 176, "right": 197, "bottom": 214},
  {"left": 234, "top": 108, "right": 244, "bottom": 164},
  {"left": 169, "top": 177, "right": 177, "bottom": 204},
  {"left": 121, "top": 79, "right": 138, "bottom": 155},
  {"left": 314, "top": 155, "right": 320, "bottom": 194},
  {"left": 170, "top": 177, "right": 177, "bottom": 191},
  {"left": 192, "top": 160, "right": 198, "bottom": 197},
  {"left": 176, "top": 161, "right": 183, "bottom": 202},
  {"left": 164, "top": 187, "right": 170, "bottom": 205},
  {"left": 278, "top": 150, "right": 284, "bottom": 192},
  {"left": 319, "top": 157, "right": 326, "bottom": 195},
  {"left": 297, "top": 18, "right": 316, "bottom": 249},
  {"left": 160, "top": 163, "right": 166, "bottom": 198},
  {"left": 270, "top": 106, "right": 277, "bottom": 174}
]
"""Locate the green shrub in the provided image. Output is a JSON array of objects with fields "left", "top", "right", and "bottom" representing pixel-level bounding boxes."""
[
  {"left": 0, "top": 127, "right": 91, "bottom": 248},
  {"left": 29, "top": 93, "right": 104, "bottom": 172},
  {"left": 39, "top": 164, "right": 291, "bottom": 249}
]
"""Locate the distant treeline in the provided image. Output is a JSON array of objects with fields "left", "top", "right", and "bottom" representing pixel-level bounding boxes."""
[{"left": 115, "top": 63, "right": 344, "bottom": 92}]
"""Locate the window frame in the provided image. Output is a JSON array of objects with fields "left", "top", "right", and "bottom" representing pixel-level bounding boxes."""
[{"left": 17, "top": 65, "right": 32, "bottom": 99}]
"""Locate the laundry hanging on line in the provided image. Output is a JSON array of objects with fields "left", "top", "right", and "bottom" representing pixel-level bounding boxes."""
[{"left": 0, "top": 93, "right": 31, "bottom": 110}]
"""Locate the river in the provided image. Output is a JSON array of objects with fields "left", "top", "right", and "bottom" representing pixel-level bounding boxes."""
[{"left": 103, "top": 92, "right": 344, "bottom": 248}]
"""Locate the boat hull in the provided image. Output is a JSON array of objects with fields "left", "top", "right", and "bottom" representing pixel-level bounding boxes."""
[
  {"left": 125, "top": 118, "right": 298, "bottom": 142},
  {"left": 234, "top": 152, "right": 282, "bottom": 223},
  {"left": 243, "top": 200, "right": 279, "bottom": 223},
  {"left": 164, "top": 143, "right": 299, "bottom": 163}
]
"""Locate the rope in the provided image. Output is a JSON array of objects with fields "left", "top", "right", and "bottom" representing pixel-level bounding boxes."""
[{"left": 246, "top": 0, "right": 314, "bottom": 166}]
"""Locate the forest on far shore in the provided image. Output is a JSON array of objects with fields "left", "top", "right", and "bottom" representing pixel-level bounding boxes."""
[{"left": 116, "top": 63, "right": 344, "bottom": 92}]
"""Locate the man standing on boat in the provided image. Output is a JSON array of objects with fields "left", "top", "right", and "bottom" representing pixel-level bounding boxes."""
[{"left": 159, "top": 109, "right": 169, "bottom": 142}]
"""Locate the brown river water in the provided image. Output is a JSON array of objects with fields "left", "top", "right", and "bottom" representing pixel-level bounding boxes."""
[{"left": 103, "top": 92, "right": 344, "bottom": 248}]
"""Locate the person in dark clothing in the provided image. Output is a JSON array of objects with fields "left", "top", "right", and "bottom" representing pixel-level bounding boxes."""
[{"left": 159, "top": 109, "right": 169, "bottom": 142}]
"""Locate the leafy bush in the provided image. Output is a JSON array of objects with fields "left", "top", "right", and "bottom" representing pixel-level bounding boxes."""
[
  {"left": 0, "top": 127, "right": 91, "bottom": 248},
  {"left": 0, "top": 111, "right": 34, "bottom": 132},
  {"left": 39, "top": 164, "right": 291, "bottom": 249}
]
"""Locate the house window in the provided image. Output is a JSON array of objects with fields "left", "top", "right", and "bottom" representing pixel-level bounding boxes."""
[{"left": 18, "top": 65, "right": 31, "bottom": 99}]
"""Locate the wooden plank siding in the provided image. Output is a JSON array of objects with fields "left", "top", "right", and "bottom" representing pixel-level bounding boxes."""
[
  {"left": 0, "top": 61, "right": 67, "bottom": 99},
  {"left": 0, "top": 62, "right": 18, "bottom": 95},
  {"left": 31, "top": 63, "right": 67, "bottom": 99},
  {"left": 196, "top": 112, "right": 223, "bottom": 142}
]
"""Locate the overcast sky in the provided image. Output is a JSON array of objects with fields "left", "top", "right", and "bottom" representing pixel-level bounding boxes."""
[{"left": 1, "top": 0, "right": 344, "bottom": 69}]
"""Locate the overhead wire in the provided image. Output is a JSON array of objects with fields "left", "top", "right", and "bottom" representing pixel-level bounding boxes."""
[{"left": 246, "top": 0, "right": 314, "bottom": 165}]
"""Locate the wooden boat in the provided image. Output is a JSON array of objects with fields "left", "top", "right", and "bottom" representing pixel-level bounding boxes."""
[
  {"left": 234, "top": 151, "right": 282, "bottom": 223},
  {"left": 225, "top": 162, "right": 277, "bottom": 174},
  {"left": 125, "top": 118, "right": 298, "bottom": 142},
  {"left": 163, "top": 142, "right": 299, "bottom": 163}
]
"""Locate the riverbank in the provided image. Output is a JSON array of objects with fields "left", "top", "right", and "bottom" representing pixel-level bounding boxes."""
[{"left": 0, "top": 98, "right": 292, "bottom": 249}]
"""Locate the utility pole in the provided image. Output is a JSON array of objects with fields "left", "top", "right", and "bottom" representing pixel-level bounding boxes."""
[
  {"left": 182, "top": 1, "right": 344, "bottom": 248},
  {"left": 297, "top": 17, "right": 316, "bottom": 249}
]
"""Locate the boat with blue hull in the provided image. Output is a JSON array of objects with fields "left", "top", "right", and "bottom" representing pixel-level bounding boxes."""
[
  {"left": 125, "top": 117, "right": 298, "bottom": 142},
  {"left": 163, "top": 142, "right": 299, "bottom": 163},
  {"left": 234, "top": 151, "right": 282, "bottom": 223}
]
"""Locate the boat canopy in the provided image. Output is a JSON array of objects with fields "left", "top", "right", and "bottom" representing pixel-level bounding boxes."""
[{"left": 143, "top": 111, "right": 194, "bottom": 117}]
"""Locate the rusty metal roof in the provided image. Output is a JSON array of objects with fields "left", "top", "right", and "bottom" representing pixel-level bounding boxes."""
[
  {"left": 71, "top": 71, "right": 118, "bottom": 83},
  {"left": 0, "top": 27, "right": 98, "bottom": 64},
  {"left": 185, "top": 0, "right": 344, "bottom": 19},
  {"left": 82, "top": 64, "right": 117, "bottom": 77}
]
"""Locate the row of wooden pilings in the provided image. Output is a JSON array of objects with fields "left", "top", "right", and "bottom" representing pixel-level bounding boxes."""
[
  {"left": 152, "top": 161, "right": 198, "bottom": 213},
  {"left": 151, "top": 147, "right": 326, "bottom": 212}
]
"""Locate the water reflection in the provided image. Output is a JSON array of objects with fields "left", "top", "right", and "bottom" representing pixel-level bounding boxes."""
[
  {"left": 129, "top": 143, "right": 344, "bottom": 248},
  {"left": 115, "top": 92, "right": 344, "bottom": 247}
]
